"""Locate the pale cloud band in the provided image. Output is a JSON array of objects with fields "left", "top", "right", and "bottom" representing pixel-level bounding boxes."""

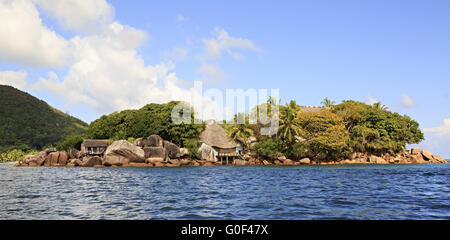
[
  {"left": 400, "top": 94, "right": 417, "bottom": 108},
  {"left": 414, "top": 118, "right": 450, "bottom": 158},
  {"left": 423, "top": 118, "right": 450, "bottom": 137},
  {"left": 0, "top": 70, "right": 28, "bottom": 90},
  {"left": 195, "top": 28, "right": 259, "bottom": 85},
  {"left": 201, "top": 27, "right": 260, "bottom": 60}
]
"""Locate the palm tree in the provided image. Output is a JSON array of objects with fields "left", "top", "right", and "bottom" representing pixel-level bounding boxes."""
[
  {"left": 249, "top": 96, "right": 281, "bottom": 138},
  {"left": 278, "top": 100, "right": 302, "bottom": 144},
  {"left": 263, "top": 96, "right": 281, "bottom": 119},
  {"left": 224, "top": 113, "right": 255, "bottom": 150},
  {"left": 321, "top": 97, "right": 336, "bottom": 109},
  {"left": 227, "top": 121, "right": 255, "bottom": 151},
  {"left": 372, "top": 102, "right": 388, "bottom": 110}
]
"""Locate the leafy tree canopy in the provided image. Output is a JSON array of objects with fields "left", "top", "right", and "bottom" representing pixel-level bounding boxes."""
[
  {"left": 87, "top": 101, "right": 205, "bottom": 146},
  {"left": 332, "top": 100, "right": 424, "bottom": 154},
  {"left": 297, "top": 110, "right": 350, "bottom": 158}
]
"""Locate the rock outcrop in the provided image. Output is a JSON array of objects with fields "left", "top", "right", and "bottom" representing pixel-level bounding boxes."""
[
  {"left": 179, "top": 159, "right": 192, "bottom": 166},
  {"left": 283, "top": 159, "right": 295, "bottom": 165},
  {"left": 146, "top": 157, "right": 165, "bottom": 164},
  {"left": 199, "top": 143, "right": 216, "bottom": 162},
  {"left": 58, "top": 151, "right": 69, "bottom": 165},
  {"left": 144, "top": 147, "right": 166, "bottom": 159},
  {"left": 337, "top": 149, "right": 447, "bottom": 165},
  {"left": 179, "top": 148, "right": 189, "bottom": 157},
  {"left": 369, "top": 155, "right": 387, "bottom": 164},
  {"left": 145, "top": 135, "right": 164, "bottom": 147},
  {"left": 82, "top": 156, "right": 103, "bottom": 167},
  {"left": 43, "top": 152, "right": 59, "bottom": 166},
  {"left": 21, "top": 151, "right": 47, "bottom": 166},
  {"left": 164, "top": 140, "right": 180, "bottom": 158},
  {"left": 421, "top": 150, "right": 433, "bottom": 160},
  {"left": 134, "top": 138, "right": 144, "bottom": 147},
  {"left": 299, "top": 158, "right": 311, "bottom": 165},
  {"left": 234, "top": 159, "right": 247, "bottom": 166},
  {"left": 411, "top": 148, "right": 422, "bottom": 155},
  {"left": 104, "top": 140, "right": 145, "bottom": 166}
]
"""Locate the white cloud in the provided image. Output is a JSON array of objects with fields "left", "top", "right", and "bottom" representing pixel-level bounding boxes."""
[
  {"left": 106, "top": 21, "right": 148, "bottom": 49},
  {"left": 31, "top": 22, "right": 220, "bottom": 119},
  {"left": 196, "top": 63, "right": 228, "bottom": 84},
  {"left": 1, "top": 0, "right": 224, "bottom": 121},
  {"left": 400, "top": 94, "right": 417, "bottom": 108},
  {"left": 33, "top": 0, "right": 114, "bottom": 34},
  {"left": 0, "top": 0, "right": 71, "bottom": 67},
  {"left": 0, "top": 70, "right": 28, "bottom": 90},
  {"left": 423, "top": 119, "right": 450, "bottom": 137},
  {"left": 32, "top": 22, "right": 172, "bottom": 113},
  {"left": 366, "top": 94, "right": 378, "bottom": 105},
  {"left": 201, "top": 28, "right": 259, "bottom": 59},
  {"left": 194, "top": 28, "right": 259, "bottom": 84},
  {"left": 162, "top": 47, "right": 188, "bottom": 61},
  {"left": 413, "top": 119, "right": 450, "bottom": 158}
]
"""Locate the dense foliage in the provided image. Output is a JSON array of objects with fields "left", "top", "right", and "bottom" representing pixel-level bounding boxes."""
[
  {"left": 251, "top": 137, "right": 283, "bottom": 158},
  {"left": 0, "top": 85, "right": 88, "bottom": 153},
  {"left": 332, "top": 100, "right": 424, "bottom": 154},
  {"left": 0, "top": 149, "right": 39, "bottom": 163},
  {"left": 224, "top": 113, "right": 255, "bottom": 151},
  {"left": 229, "top": 98, "right": 424, "bottom": 160},
  {"left": 183, "top": 138, "right": 200, "bottom": 159},
  {"left": 297, "top": 110, "right": 349, "bottom": 159},
  {"left": 87, "top": 101, "right": 205, "bottom": 146},
  {"left": 56, "top": 134, "right": 86, "bottom": 151}
]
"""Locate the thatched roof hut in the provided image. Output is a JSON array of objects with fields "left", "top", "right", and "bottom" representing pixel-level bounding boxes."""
[
  {"left": 81, "top": 140, "right": 109, "bottom": 147},
  {"left": 199, "top": 121, "right": 238, "bottom": 149},
  {"left": 81, "top": 139, "right": 110, "bottom": 155},
  {"left": 199, "top": 121, "right": 239, "bottom": 164}
]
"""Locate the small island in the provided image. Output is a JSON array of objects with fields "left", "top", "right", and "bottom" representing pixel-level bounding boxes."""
[{"left": 11, "top": 99, "right": 448, "bottom": 167}]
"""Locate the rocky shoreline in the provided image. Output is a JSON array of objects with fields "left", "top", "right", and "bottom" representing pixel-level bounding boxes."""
[
  {"left": 247, "top": 148, "right": 447, "bottom": 166},
  {"left": 14, "top": 142, "right": 447, "bottom": 168},
  {"left": 13, "top": 134, "right": 447, "bottom": 168}
]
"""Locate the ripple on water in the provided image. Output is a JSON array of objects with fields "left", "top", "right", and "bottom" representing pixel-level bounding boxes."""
[{"left": 0, "top": 163, "right": 449, "bottom": 220}]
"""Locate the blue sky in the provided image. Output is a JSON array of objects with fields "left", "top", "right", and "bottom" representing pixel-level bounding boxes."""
[{"left": 0, "top": 0, "right": 449, "bottom": 157}]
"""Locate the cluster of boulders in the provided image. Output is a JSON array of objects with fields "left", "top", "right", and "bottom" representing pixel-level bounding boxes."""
[
  {"left": 244, "top": 148, "right": 447, "bottom": 166},
  {"left": 14, "top": 139, "right": 447, "bottom": 168},
  {"left": 16, "top": 148, "right": 106, "bottom": 167},
  {"left": 18, "top": 149, "right": 71, "bottom": 167},
  {"left": 15, "top": 135, "right": 229, "bottom": 167}
]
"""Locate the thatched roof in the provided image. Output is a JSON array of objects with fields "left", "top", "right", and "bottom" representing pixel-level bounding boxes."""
[
  {"left": 81, "top": 139, "right": 110, "bottom": 147},
  {"left": 199, "top": 121, "right": 238, "bottom": 149}
]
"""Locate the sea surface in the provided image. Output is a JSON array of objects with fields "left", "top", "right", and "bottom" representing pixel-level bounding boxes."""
[{"left": 0, "top": 163, "right": 449, "bottom": 220}]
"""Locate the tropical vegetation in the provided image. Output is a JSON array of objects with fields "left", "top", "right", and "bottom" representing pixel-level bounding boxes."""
[
  {"left": 0, "top": 149, "right": 39, "bottom": 163},
  {"left": 0, "top": 85, "right": 88, "bottom": 153},
  {"left": 86, "top": 101, "right": 205, "bottom": 148},
  {"left": 225, "top": 97, "right": 424, "bottom": 160}
]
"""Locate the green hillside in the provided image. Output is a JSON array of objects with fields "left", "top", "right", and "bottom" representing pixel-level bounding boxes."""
[{"left": 0, "top": 85, "right": 88, "bottom": 152}]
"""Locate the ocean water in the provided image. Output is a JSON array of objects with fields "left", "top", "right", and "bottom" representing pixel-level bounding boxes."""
[{"left": 0, "top": 163, "right": 449, "bottom": 220}]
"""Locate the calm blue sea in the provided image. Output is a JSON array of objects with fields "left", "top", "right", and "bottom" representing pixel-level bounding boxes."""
[{"left": 0, "top": 163, "right": 449, "bottom": 220}]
